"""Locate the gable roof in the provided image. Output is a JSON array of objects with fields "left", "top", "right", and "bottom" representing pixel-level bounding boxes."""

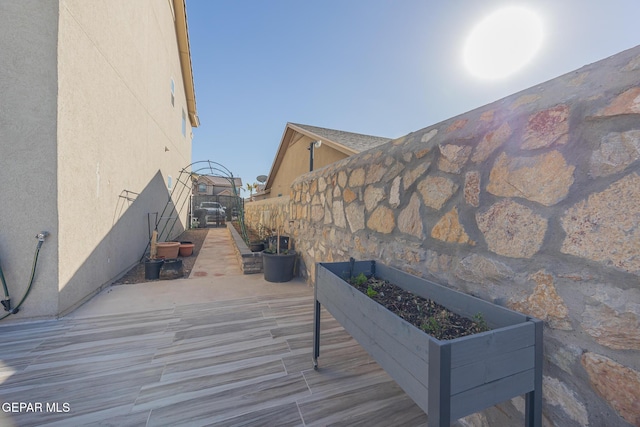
[
  {"left": 264, "top": 123, "right": 393, "bottom": 191},
  {"left": 288, "top": 123, "right": 392, "bottom": 153},
  {"left": 198, "top": 175, "right": 242, "bottom": 187}
]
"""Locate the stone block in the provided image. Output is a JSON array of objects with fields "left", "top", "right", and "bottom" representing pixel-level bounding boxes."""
[
  {"left": 343, "top": 187, "right": 357, "bottom": 203},
  {"left": 349, "top": 168, "right": 365, "bottom": 187},
  {"left": 589, "top": 130, "right": 640, "bottom": 177},
  {"left": 522, "top": 104, "right": 569, "bottom": 149},
  {"left": 476, "top": 199, "right": 547, "bottom": 258},
  {"left": 332, "top": 200, "right": 346, "bottom": 228},
  {"left": 464, "top": 171, "right": 480, "bottom": 207},
  {"left": 431, "top": 207, "right": 473, "bottom": 245},
  {"left": 597, "top": 86, "right": 640, "bottom": 116},
  {"left": 561, "top": 173, "right": 640, "bottom": 275},
  {"left": 582, "top": 352, "right": 640, "bottom": 426},
  {"left": 509, "top": 271, "right": 571, "bottom": 330},
  {"left": 345, "top": 202, "right": 365, "bottom": 233},
  {"left": 398, "top": 193, "right": 423, "bottom": 238},
  {"left": 472, "top": 122, "right": 512, "bottom": 163},
  {"left": 365, "top": 163, "right": 386, "bottom": 184},
  {"left": 366, "top": 206, "right": 395, "bottom": 234},
  {"left": 437, "top": 143, "right": 472, "bottom": 173},
  {"left": 364, "top": 186, "right": 385, "bottom": 212},
  {"left": 542, "top": 376, "right": 589, "bottom": 426},
  {"left": 487, "top": 151, "right": 575, "bottom": 206},
  {"left": 403, "top": 162, "right": 430, "bottom": 190},
  {"left": 417, "top": 175, "right": 458, "bottom": 210}
]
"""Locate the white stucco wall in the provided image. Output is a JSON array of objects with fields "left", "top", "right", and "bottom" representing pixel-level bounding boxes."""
[
  {"left": 0, "top": 1, "right": 60, "bottom": 321},
  {"left": 56, "top": 0, "right": 193, "bottom": 315},
  {"left": 0, "top": 1, "right": 194, "bottom": 322}
]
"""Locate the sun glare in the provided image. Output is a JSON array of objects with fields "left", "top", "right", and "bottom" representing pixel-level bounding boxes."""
[{"left": 464, "top": 6, "right": 543, "bottom": 80}]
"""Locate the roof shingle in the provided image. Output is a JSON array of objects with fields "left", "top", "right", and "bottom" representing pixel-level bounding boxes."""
[{"left": 289, "top": 123, "right": 392, "bottom": 153}]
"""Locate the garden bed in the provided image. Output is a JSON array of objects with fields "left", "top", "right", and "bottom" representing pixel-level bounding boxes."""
[
  {"left": 313, "top": 259, "right": 543, "bottom": 426},
  {"left": 227, "top": 223, "right": 263, "bottom": 274},
  {"left": 230, "top": 220, "right": 269, "bottom": 249},
  {"left": 348, "top": 273, "right": 489, "bottom": 340},
  {"left": 113, "top": 228, "right": 208, "bottom": 284}
]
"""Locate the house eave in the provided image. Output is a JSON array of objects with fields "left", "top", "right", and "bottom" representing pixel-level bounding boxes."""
[
  {"left": 172, "top": 0, "right": 199, "bottom": 127},
  {"left": 286, "top": 123, "right": 359, "bottom": 156},
  {"left": 264, "top": 123, "right": 358, "bottom": 191}
]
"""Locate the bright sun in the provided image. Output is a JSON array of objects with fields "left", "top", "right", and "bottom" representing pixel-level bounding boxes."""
[{"left": 464, "top": 6, "right": 543, "bottom": 80}]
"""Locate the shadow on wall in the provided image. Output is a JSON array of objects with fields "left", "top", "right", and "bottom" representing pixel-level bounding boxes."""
[{"left": 58, "top": 170, "right": 185, "bottom": 316}]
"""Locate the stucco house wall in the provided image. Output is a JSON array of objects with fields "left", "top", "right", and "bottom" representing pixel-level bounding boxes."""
[
  {"left": 0, "top": 0, "right": 196, "bottom": 321},
  {"left": 269, "top": 134, "right": 346, "bottom": 198},
  {"left": 261, "top": 123, "right": 391, "bottom": 200},
  {"left": 0, "top": 1, "right": 61, "bottom": 320}
]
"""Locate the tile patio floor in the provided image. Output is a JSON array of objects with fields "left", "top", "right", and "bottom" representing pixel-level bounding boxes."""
[{"left": 0, "top": 228, "right": 429, "bottom": 426}]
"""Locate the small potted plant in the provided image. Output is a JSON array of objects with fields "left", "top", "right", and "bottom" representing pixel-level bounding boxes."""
[
  {"left": 248, "top": 223, "right": 270, "bottom": 252},
  {"left": 262, "top": 229, "right": 296, "bottom": 282}
]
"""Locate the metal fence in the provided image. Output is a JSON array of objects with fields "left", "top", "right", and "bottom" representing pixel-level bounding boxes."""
[{"left": 190, "top": 194, "right": 244, "bottom": 228}]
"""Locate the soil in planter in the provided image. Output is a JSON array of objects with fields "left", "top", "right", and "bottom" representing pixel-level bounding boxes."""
[{"left": 348, "top": 274, "right": 490, "bottom": 340}]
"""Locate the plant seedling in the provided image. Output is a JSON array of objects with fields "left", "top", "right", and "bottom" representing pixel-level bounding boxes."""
[
  {"left": 421, "top": 316, "right": 442, "bottom": 336},
  {"left": 349, "top": 272, "right": 368, "bottom": 286},
  {"left": 473, "top": 312, "right": 490, "bottom": 332}
]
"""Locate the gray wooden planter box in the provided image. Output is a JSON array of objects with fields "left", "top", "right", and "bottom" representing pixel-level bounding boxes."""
[{"left": 313, "top": 259, "right": 542, "bottom": 426}]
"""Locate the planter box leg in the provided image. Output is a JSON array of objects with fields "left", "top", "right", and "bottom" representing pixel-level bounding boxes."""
[
  {"left": 428, "top": 340, "right": 451, "bottom": 427},
  {"left": 525, "top": 318, "right": 543, "bottom": 427},
  {"left": 313, "top": 296, "right": 321, "bottom": 370}
]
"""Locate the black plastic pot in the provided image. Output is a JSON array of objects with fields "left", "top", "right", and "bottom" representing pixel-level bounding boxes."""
[
  {"left": 262, "top": 250, "right": 296, "bottom": 282},
  {"left": 144, "top": 259, "right": 164, "bottom": 280},
  {"left": 159, "top": 258, "right": 184, "bottom": 280},
  {"left": 249, "top": 242, "right": 265, "bottom": 252}
]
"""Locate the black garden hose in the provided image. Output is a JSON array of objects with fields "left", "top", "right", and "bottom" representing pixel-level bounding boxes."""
[
  {"left": 0, "top": 259, "right": 10, "bottom": 308},
  {"left": 0, "top": 233, "right": 48, "bottom": 321}
]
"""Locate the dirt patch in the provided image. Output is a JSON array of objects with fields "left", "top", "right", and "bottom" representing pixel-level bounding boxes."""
[
  {"left": 113, "top": 228, "right": 209, "bottom": 285},
  {"left": 349, "top": 274, "right": 490, "bottom": 340}
]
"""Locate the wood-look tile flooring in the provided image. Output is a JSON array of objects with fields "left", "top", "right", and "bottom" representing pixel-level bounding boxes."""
[{"left": 0, "top": 289, "right": 429, "bottom": 426}]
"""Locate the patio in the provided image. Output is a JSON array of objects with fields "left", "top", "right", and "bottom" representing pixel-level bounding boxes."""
[{"left": 0, "top": 228, "right": 428, "bottom": 426}]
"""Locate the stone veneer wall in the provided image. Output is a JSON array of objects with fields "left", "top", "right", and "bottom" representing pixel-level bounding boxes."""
[
  {"left": 244, "top": 197, "right": 292, "bottom": 238},
  {"left": 245, "top": 46, "right": 640, "bottom": 427}
]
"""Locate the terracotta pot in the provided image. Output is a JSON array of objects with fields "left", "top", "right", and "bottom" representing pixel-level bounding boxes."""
[
  {"left": 156, "top": 241, "right": 180, "bottom": 259},
  {"left": 179, "top": 243, "right": 195, "bottom": 257}
]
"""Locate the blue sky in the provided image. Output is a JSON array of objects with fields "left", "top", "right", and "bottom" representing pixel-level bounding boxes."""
[{"left": 186, "top": 0, "right": 639, "bottom": 190}]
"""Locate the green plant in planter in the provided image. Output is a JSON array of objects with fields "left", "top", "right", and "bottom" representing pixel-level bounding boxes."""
[
  {"left": 264, "top": 247, "right": 290, "bottom": 255},
  {"left": 473, "top": 312, "right": 490, "bottom": 332},
  {"left": 347, "top": 272, "right": 490, "bottom": 340},
  {"left": 421, "top": 316, "right": 442, "bottom": 336},
  {"left": 349, "top": 272, "right": 368, "bottom": 286},
  {"left": 262, "top": 233, "right": 296, "bottom": 283}
]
